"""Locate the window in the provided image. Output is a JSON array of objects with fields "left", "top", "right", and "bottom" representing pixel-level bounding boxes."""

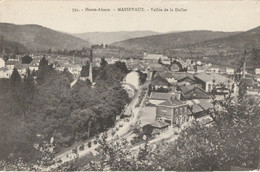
[
  {"left": 208, "top": 84, "right": 212, "bottom": 92},
  {"left": 175, "top": 109, "right": 179, "bottom": 115}
]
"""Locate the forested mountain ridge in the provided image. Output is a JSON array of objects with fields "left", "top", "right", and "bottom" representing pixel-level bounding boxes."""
[
  {"left": 73, "top": 31, "right": 159, "bottom": 45},
  {"left": 112, "top": 30, "right": 238, "bottom": 52},
  {"left": 0, "top": 23, "right": 90, "bottom": 52}
]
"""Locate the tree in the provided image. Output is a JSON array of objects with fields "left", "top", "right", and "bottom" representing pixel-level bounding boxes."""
[
  {"left": 115, "top": 61, "right": 128, "bottom": 74},
  {"left": 10, "top": 68, "right": 21, "bottom": 87},
  {"left": 80, "top": 61, "right": 90, "bottom": 77},
  {"left": 37, "top": 55, "right": 53, "bottom": 84},
  {"left": 21, "top": 55, "right": 33, "bottom": 64},
  {"left": 153, "top": 95, "right": 260, "bottom": 171},
  {"left": 100, "top": 57, "right": 108, "bottom": 70},
  {"left": 158, "top": 58, "right": 162, "bottom": 64},
  {"left": 83, "top": 135, "right": 160, "bottom": 171},
  {"left": 137, "top": 70, "right": 147, "bottom": 85}
]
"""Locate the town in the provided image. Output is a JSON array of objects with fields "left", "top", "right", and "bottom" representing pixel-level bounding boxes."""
[
  {"left": 0, "top": 43, "right": 260, "bottom": 170},
  {"left": 0, "top": 0, "right": 259, "bottom": 171}
]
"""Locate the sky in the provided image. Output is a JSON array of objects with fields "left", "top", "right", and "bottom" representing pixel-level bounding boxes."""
[{"left": 0, "top": 0, "right": 260, "bottom": 33}]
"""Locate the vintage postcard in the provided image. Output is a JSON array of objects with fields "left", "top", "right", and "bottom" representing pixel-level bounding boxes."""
[{"left": 0, "top": 0, "right": 259, "bottom": 171}]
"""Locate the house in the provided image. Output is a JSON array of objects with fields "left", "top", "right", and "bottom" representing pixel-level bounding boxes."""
[
  {"left": 219, "top": 67, "right": 226, "bottom": 74},
  {"left": 0, "top": 67, "right": 13, "bottom": 78},
  {"left": 171, "top": 64, "right": 180, "bottom": 72},
  {"left": 16, "top": 64, "right": 30, "bottom": 77},
  {"left": 240, "top": 77, "right": 260, "bottom": 95},
  {"left": 150, "top": 121, "right": 169, "bottom": 131},
  {"left": 156, "top": 98, "right": 193, "bottom": 128},
  {"left": 179, "top": 85, "right": 210, "bottom": 100},
  {"left": 187, "top": 99, "right": 213, "bottom": 119},
  {"left": 150, "top": 75, "right": 171, "bottom": 92},
  {"left": 226, "top": 67, "right": 235, "bottom": 75},
  {"left": 55, "top": 63, "right": 82, "bottom": 76},
  {"left": 196, "top": 66, "right": 205, "bottom": 73},
  {"left": 240, "top": 78, "right": 254, "bottom": 89},
  {"left": 5, "top": 60, "right": 18, "bottom": 70},
  {"left": 184, "top": 99, "right": 214, "bottom": 126},
  {"left": 177, "top": 74, "right": 197, "bottom": 86},
  {"left": 155, "top": 71, "right": 177, "bottom": 84},
  {"left": 187, "top": 64, "right": 195, "bottom": 74},
  {"left": 153, "top": 98, "right": 192, "bottom": 128},
  {"left": 255, "top": 68, "right": 260, "bottom": 75},
  {"left": 206, "top": 66, "right": 220, "bottom": 73},
  {"left": 196, "top": 61, "right": 202, "bottom": 66},
  {"left": 148, "top": 91, "right": 181, "bottom": 105},
  {"left": 143, "top": 53, "right": 170, "bottom": 64},
  {"left": 0, "top": 58, "right": 5, "bottom": 68},
  {"left": 148, "top": 63, "right": 169, "bottom": 73},
  {"left": 29, "top": 61, "right": 39, "bottom": 71},
  {"left": 186, "top": 59, "right": 192, "bottom": 65},
  {"left": 194, "top": 73, "right": 235, "bottom": 93}
]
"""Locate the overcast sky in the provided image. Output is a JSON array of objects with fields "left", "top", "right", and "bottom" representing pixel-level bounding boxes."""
[{"left": 0, "top": 0, "right": 259, "bottom": 33}]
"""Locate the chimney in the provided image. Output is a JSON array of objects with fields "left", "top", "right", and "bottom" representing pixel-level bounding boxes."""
[
  {"left": 242, "top": 56, "right": 246, "bottom": 79},
  {"left": 174, "top": 91, "right": 181, "bottom": 100},
  {"left": 89, "top": 48, "right": 93, "bottom": 83}
]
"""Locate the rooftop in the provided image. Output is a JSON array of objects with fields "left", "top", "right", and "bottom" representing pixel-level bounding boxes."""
[
  {"left": 158, "top": 98, "right": 187, "bottom": 107},
  {"left": 151, "top": 75, "right": 170, "bottom": 87},
  {"left": 195, "top": 73, "right": 230, "bottom": 83},
  {"left": 144, "top": 54, "right": 168, "bottom": 60},
  {"left": 150, "top": 120, "right": 169, "bottom": 129},
  {"left": 241, "top": 78, "right": 254, "bottom": 87},
  {"left": 156, "top": 107, "right": 172, "bottom": 120},
  {"left": 150, "top": 92, "right": 175, "bottom": 100}
]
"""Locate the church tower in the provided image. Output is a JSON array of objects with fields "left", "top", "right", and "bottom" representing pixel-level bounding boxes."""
[{"left": 89, "top": 48, "right": 93, "bottom": 83}]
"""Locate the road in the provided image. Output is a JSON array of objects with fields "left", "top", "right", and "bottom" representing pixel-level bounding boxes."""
[{"left": 40, "top": 82, "right": 144, "bottom": 171}]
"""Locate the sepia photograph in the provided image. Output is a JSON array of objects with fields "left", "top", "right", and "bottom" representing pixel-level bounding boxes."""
[{"left": 0, "top": 0, "right": 260, "bottom": 171}]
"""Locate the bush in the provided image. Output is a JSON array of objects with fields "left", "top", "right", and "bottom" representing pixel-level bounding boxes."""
[{"left": 88, "top": 142, "right": 92, "bottom": 148}]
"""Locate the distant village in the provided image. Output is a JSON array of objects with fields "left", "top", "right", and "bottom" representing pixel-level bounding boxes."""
[{"left": 0, "top": 48, "right": 260, "bottom": 135}]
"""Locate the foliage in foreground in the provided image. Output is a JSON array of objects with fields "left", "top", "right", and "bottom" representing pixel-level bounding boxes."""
[
  {"left": 0, "top": 56, "right": 130, "bottom": 167},
  {"left": 76, "top": 95, "right": 260, "bottom": 171}
]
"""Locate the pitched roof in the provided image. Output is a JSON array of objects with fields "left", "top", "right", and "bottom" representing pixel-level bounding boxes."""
[
  {"left": 180, "top": 84, "right": 207, "bottom": 95},
  {"left": 241, "top": 78, "right": 254, "bottom": 86},
  {"left": 0, "top": 67, "right": 11, "bottom": 72},
  {"left": 156, "top": 107, "right": 172, "bottom": 120},
  {"left": 157, "top": 71, "right": 175, "bottom": 79},
  {"left": 180, "top": 85, "right": 199, "bottom": 94},
  {"left": 150, "top": 121, "right": 169, "bottom": 129},
  {"left": 151, "top": 75, "right": 170, "bottom": 87},
  {"left": 172, "top": 72, "right": 189, "bottom": 81},
  {"left": 158, "top": 98, "right": 186, "bottom": 107},
  {"left": 150, "top": 92, "right": 174, "bottom": 100},
  {"left": 171, "top": 64, "right": 180, "bottom": 71},
  {"left": 187, "top": 99, "right": 213, "bottom": 114},
  {"left": 144, "top": 54, "right": 168, "bottom": 60},
  {"left": 197, "top": 66, "right": 204, "bottom": 71},
  {"left": 195, "top": 73, "right": 213, "bottom": 82},
  {"left": 195, "top": 73, "right": 229, "bottom": 83},
  {"left": 6, "top": 60, "right": 19, "bottom": 66},
  {"left": 149, "top": 64, "right": 169, "bottom": 72},
  {"left": 15, "top": 63, "right": 30, "bottom": 69}
]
